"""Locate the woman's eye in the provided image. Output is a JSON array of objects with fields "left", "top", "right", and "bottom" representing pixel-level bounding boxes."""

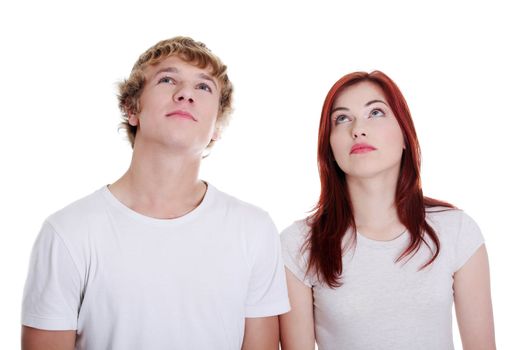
[
  {"left": 335, "top": 115, "right": 351, "bottom": 124},
  {"left": 370, "top": 108, "right": 385, "bottom": 118},
  {"left": 158, "top": 76, "right": 175, "bottom": 84},
  {"left": 197, "top": 83, "right": 212, "bottom": 93}
]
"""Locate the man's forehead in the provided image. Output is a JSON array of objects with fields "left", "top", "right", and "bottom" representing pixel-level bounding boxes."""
[
  {"left": 144, "top": 56, "right": 219, "bottom": 89},
  {"left": 147, "top": 55, "right": 214, "bottom": 75}
]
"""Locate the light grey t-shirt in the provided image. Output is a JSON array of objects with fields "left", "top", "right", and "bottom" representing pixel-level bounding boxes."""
[{"left": 280, "top": 208, "right": 484, "bottom": 350}]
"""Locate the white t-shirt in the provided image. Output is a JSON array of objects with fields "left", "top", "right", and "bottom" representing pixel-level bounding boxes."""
[
  {"left": 22, "top": 184, "right": 290, "bottom": 350},
  {"left": 280, "top": 208, "right": 484, "bottom": 350}
]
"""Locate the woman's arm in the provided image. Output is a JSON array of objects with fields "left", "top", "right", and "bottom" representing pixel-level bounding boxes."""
[
  {"left": 279, "top": 268, "right": 315, "bottom": 350},
  {"left": 454, "top": 244, "right": 496, "bottom": 350}
]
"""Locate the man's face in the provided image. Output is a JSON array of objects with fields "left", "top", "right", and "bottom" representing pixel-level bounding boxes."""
[{"left": 129, "top": 55, "right": 221, "bottom": 155}]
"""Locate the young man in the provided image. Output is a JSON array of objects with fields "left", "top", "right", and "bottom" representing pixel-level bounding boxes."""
[{"left": 21, "top": 37, "right": 290, "bottom": 350}]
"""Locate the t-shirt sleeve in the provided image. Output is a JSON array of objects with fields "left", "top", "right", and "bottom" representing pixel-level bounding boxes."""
[
  {"left": 21, "top": 221, "right": 82, "bottom": 330},
  {"left": 453, "top": 212, "right": 485, "bottom": 272},
  {"left": 280, "top": 222, "right": 314, "bottom": 288},
  {"left": 244, "top": 213, "right": 290, "bottom": 318}
]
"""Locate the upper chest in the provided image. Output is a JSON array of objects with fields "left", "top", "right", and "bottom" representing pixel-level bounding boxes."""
[{"left": 312, "top": 243, "right": 455, "bottom": 319}]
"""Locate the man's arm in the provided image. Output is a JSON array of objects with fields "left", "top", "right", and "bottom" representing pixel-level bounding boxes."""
[
  {"left": 241, "top": 316, "right": 279, "bottom": 350},
  {"left": 22, "top": 326, "right": 76, "bottom": 350},
  {"left": 454, "top": 245, "right": 496, "bottom": 350},
  {"left": 279, "top": 268, "right": 315, "bottom": 350}
]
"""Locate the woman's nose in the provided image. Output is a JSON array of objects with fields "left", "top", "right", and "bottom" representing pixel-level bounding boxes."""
[{"left": 351, "top": 119, "right": 367, "bottom": 139}]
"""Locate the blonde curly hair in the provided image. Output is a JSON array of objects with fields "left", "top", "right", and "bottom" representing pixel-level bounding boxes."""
[{"left": 118, "top": 36, "right": 233, "bottom": 149}]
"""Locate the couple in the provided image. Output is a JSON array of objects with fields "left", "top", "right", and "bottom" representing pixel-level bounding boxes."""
[{"left": 21, "top": 36, "right": 496, "bottom": 350}]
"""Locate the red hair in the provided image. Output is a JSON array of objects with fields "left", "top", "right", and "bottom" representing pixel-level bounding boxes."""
[{"left": 306, "top": 71, "right": 454, "bottom": 288}]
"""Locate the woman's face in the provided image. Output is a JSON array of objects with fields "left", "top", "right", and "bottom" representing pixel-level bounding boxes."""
[{"left": 329, "top": 81, "right": 405, "bottom": 181}]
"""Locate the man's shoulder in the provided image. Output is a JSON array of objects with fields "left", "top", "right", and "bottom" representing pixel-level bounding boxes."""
[
  {"left": 210, "top": 184, "right": 270, "bottom": 221},
  {"left": 46, "top": 187, "right": 106, "bottom": 231}
]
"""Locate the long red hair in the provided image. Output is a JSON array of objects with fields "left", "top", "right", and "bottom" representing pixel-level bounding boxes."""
[{"left": 306, "top": 71, "right": 454, "bottom": 288}]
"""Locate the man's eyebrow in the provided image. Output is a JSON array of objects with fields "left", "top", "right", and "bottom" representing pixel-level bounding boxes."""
[
  {"left": 365, "top": 99, "right": 387, "bottom": 107},
  {"left": 154, "top": 67, "right": 179, "bottom": 76},
  {"left": 198, "top": 73, "right": 218, "bottom": 90},
  {"left": 153, "top": 67, "right": 218, "bottom": 90}
]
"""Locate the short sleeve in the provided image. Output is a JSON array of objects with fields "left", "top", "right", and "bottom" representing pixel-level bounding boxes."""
[
  {"left": 21, "top": 221, "right": 82, "bottom": 330},
  {"left": 453, "top": 212, "right": 485, "bottom": 272},
  {"left": 280, "top": 221, "right": 314, "bottom": 288},
  {"left": 244, "top": 213, "right": 290, "bottom": 318}
]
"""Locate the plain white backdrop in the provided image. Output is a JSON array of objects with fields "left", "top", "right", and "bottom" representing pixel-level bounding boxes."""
[{"left": 1, "top": 0, "right": 523, "bottom": 348}]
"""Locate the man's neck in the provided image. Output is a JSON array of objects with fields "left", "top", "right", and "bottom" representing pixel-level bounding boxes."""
[{"left": 109, "top": 145, "right": 206, "bottom": 219}]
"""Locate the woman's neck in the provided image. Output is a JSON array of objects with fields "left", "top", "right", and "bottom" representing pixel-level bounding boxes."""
[{"left": 347, "top": 173, "right": 405, "bottom": 241}]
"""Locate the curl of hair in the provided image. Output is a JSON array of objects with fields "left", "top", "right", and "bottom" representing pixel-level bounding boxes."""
[
  {"left": 306, "top": 71, "right": 455, "bottom": 288},
  {"left": 117, "top": 36, "right": 233, "bottom": 149}
]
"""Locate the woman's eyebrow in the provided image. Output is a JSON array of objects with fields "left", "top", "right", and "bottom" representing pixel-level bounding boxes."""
[
  {"left": 331, "top": 99, "right": 387, "bottom": 114},
  {"left": 331, "top": 106, "right": 349, "bottom": 115},
  {"left": 365, "top": 99, "right": 387, "bottom": 107}
]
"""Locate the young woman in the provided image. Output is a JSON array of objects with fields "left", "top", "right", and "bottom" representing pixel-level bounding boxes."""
[{"left": 279, "top": 71, "right": 495, "bottom": 350}]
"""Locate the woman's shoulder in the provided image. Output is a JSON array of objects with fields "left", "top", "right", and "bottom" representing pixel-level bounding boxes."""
[
  {"left": 425, "top": 207, "right": 483, "bottom": 244},
  {"left": 280, "top": 218, "right": 314, "bottom": 254},
  {"left": 280, "top": 218, "right": 310, "bottom": 242},
  {"left": 425, "top": 207, "right": 477, "bottom": 228},
  {"left": 425, "top": 206, "right": 463, "bottom": 224}
]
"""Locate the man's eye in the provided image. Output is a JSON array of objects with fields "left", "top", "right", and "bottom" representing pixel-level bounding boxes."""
[
  {"left": 197, "top": 83, "right": 212, "bottom": 93},
  {"left": 158, "top": 76, "right": 175, "bottom": 84}
]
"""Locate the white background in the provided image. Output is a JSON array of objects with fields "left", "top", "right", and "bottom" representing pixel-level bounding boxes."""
[{"left": 1, "top": 0, "right": 523, "bottom": 348}]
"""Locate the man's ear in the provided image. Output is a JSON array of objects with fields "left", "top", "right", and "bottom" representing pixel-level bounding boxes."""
[
  {"left": 128, "top": 114, "right": 139, "bottom": 126},
  {"left": 127, "top": 106, "right": 139, "bottom": 126},
  {"left": 211, "top": 125, "right": 221, "bottom": 142}
]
